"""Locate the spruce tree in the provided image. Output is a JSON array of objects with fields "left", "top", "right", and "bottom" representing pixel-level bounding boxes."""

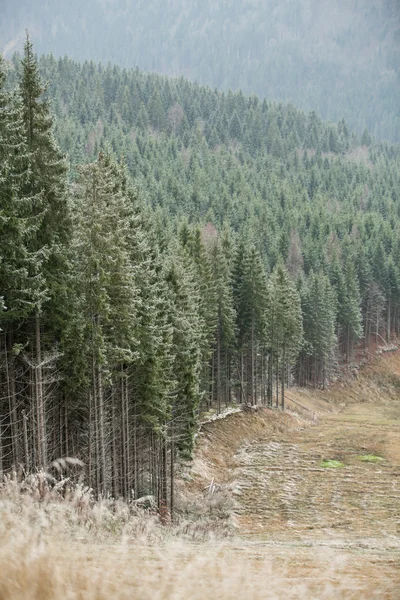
[
  {"left": 18, "top": 35, "right": 70, "bottom": 469},
  {"left": 267, "top": 263, "right": 303, "bottom": 409},
  {"left": 72, "top": 152, "right": 139, "bottom": 495}
]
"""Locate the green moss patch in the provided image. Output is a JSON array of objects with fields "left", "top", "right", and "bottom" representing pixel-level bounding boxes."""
[
  {"left": 358, "top": 454, "right": 384, "bottom": 463},
  {"left": 320, "top": 459, "right": 344, "bottom": 468}
]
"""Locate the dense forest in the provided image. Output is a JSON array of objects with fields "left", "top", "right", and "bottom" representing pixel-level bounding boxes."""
[
  {"left": 1, "top": 38, "right": 400, "bottom": 517},
  {"left": 1, "top": 0, "right": 400, "bottom": 142}
]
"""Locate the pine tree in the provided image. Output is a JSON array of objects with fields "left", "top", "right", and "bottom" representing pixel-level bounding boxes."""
[
  {"left": 209, "top": 236, "right": 236, "bottom": 413},
  {"left": 72, "top": 152, "right": 139, "bottom": 495},
  {"left": 267, "top": 263, "right": 303, "bottom": 409},
  {"left": 299, "top": 271, "right": 336, "bottom": 387},
  {"left": 165, "top": 245, "right": 203, "bottom": 460},
  {"left": 0, "top": 54, "right": 39, "bottom": 470},
  {"left": 17, "top": 35, "right": 70, "bottom": 469},
  {"left": 233, "top": 243, "right": 268, "bottom": 404}
]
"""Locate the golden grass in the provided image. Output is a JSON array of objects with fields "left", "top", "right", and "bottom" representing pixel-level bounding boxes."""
[
  {"left": 1, "top": 486, "right": 398, "bottom": 600},
  {"left": 2, "top": 351, "right": 400, "bottom": 599}
]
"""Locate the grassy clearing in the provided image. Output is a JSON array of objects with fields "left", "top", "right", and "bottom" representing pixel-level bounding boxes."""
[
  {"left": 359, "top": 454, "right": 385, "bottom": 463},
  {"left": 320, "top": 459, "right": 345, "bottom": 468}
]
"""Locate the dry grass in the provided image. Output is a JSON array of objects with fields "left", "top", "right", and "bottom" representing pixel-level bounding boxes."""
[
  {"left": 1, "top": 352, "right": 400, "bottom": 599},
  {"left": 1, "top": 483, "right": 397, "bottom": 600}
]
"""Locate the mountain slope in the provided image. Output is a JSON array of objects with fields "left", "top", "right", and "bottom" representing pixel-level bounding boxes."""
[{"left": 1, "top": 0, "right": 399, "bottom": 141}]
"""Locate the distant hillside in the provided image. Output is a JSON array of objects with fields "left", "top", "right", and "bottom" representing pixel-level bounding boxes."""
[{"left": 1, "top": 0, "right": 399, "bottom": 142}]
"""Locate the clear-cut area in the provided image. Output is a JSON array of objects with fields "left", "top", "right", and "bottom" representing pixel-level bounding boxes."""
[{"left": 185, "top": 351, "right": 400, "bottom": 597}]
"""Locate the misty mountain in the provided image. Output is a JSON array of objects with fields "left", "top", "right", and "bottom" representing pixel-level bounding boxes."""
[{"left": 1, "top": 0, "right": 399, "bottom": 142}]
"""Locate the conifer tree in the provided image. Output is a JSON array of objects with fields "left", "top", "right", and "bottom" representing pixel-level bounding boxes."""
[
  {"left": 299, "top": 271, "right": 336, "bottom": 387},
  {"left": 18, "top": 35, "right": 70, "bottom": 469},
  {"left": 165, "top": 245, "right": 203, "bottom": 460},
  {"left": 209, "top": 237, "right": 236, "bottom": 412},
  {"left": 72, "top": 152, "right": 139, "bottom": 495},
  {"left": 233, "top": 243, "right": 268, "bottom": 404},
  {"left": 267, "top": 264, "right": 303, "bottom": 408}
]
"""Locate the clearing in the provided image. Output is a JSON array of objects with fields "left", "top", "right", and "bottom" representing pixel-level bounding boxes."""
[{"left": 185, "top": 350, "right": 400, "bottom": 598}]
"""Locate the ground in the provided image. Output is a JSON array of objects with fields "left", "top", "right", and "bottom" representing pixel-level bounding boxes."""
[{"left": 185, "top": 350, "right": 400, "bottom": 598}]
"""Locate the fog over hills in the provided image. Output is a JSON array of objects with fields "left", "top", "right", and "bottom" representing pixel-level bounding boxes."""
[{"left": 1, "top": 0, "right": 399, "bottom": 142}]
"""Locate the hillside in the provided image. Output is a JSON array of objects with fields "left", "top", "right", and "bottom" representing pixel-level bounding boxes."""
[
  {"left": 1, "top": 0, "right": 399, "bottom": 142},
  {"left": 2, "top": 40, "right": 400, "bottom": 513}
]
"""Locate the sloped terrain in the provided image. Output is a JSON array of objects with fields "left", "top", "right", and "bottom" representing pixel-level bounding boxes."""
[{"left": 186, "top": 351, "right": 400, "bottom": 596}]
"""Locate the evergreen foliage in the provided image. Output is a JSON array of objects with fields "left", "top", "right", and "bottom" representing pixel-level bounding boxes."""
[{"left": 1, "top": 40, "right": 400, "bottom": 515}]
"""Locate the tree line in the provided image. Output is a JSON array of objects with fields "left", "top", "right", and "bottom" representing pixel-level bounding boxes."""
[{"left": 1, "top": 39, "right": 400, "bottom": 517}]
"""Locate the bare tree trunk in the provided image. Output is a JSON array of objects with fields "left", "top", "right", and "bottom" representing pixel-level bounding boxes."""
[
  {"left": 64, "top": 398, "right": 69, "bottom": 455},
  {"left": 225, "top": 350, "right": 229, "bottom": 408},
  {"left": 210, "top": 351, "right": 215, "bottom": 409},
  {"left": 6, "top": 333, "right": 20, "bottom": 467},
  {"left": 22, "top": 410, "right": 29, "bottom": 472},
  {"left": 254, "top": 341, "right": 258, "bottom": 406},
  {"left": 0, "top": 420, "right": 3, "bottom": 480},
  {"left": 281, "top": 345, "right": 285, "bottom": 410},
  {"left": 133, "top": 393, "right": 138, "bottom": 500},
  {"left": 217, "top": 328, "right": 221, "bottom": 414},
  {"left": 160, "top": 437, "right": 169, "bottom": 524},
  {"left": 59, "top": 397, "right": 63, "bottom": 461},
  {"left": 88, "top": 392, "right": 93, "bottom": 488},
  {"left": 251, "top": 321, "right": 255, "bottom": 405},
  {"left": 170, "top": 435, "right": 174, "bottom": 522},
  {"left": 97, "top": 364, "right": 107, "bottom": 495},
  {"left": 261, "top": 347, "right": 265, "bottom": 405},
  {"left": 241, "top": 351, "right": 246, "bottom": 403},
  {"left": 35, "top": 313, "right": 46, "bottom": 468},
  {"left": 125, "top": 377, "right": 130, "bottom": 499},
  {"left": 92, "top": 354, "right": 100, "bottom": 494},
  {"left": 112, "top": 398, "right": 118, "bottom": 498}
]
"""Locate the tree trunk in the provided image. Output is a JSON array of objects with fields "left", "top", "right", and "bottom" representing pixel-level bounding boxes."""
[
  {"left": 22, "top": 410, "right": 29, "bottom": 471},
  {"left": 217, "top": 327, "right": 221, "bottom": 414},
  {"left": 120, "top": 374, "right": 127, "bottom": 498},
  {"left": 159, "top": 437, "right": 169, "bottom": 524},
  {"left": 170, "top": 435, "right": 174, "bottom": 522},
  {"left": 92, "top": 354, "right": 100, "bottom": 494},
  {"left": 6, "top": 333, "right": 20, "bottom": 467},
  {"left": 133, "top": 393, "right": 138, "bottom": 500},
  {"left": 251, "top": 321, "right": 255, "bottom": 405},
  {"left": 35, "top": 313, "right": 46, "bottom": 468},
  {"left": 97, "top": 364, "right": 107, "bottom": 495},
  {"left": 88, "top": 392, "right": 92, "bottom": 489},
  {"left": 281, "top": 345, "right": 285, "bottom": 410},
  {"left": 125, "top": 377, "right": 130, "bottom": 498},
  {"left": 112, "top": 398, "right": 118, "bottom": 498}
]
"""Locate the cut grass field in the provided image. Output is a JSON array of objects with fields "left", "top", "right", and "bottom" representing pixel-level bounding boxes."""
[{"left": 1, "top": 351, "right": 399, "bottom": 598}]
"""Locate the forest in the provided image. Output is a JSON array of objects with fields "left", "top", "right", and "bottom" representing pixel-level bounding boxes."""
[
  {"left": 1, "top": 37, "right": 400, "bottom": 517},
  {"left": 1, "top": 0, "right": 400, "bottom": 142}
]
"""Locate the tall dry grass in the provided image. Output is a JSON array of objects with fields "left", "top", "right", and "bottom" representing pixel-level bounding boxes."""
[{"left": 0, "top": 474, "right": 397, "bottom": 599}]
